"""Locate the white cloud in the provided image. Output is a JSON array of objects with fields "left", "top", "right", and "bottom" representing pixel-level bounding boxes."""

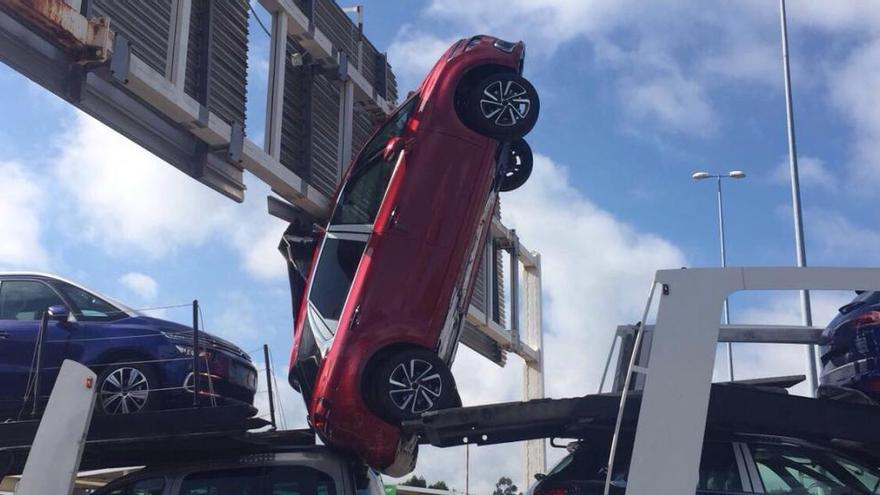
[
  {"left": 392, "top": 0, "right": 880, "bottom": 148},
  {"left": 770, "top": 156, "right": 837, "bottom": 190},
  {"left": 52, "top": 113, "right": 235, "bottom": 258},
  {"left": 809, "top": 210, "right": 880, "bottom": 264},
  {"left": 0, "top": 161, "right": 50, "bottom": 270},
  {"left": 502, "top": 154, "right": 687, "bottom": 397},
  {"left": 50, "top": 113, "right": 288, "bottom": 280},
  {"left": 620, "top": 73, "right": 717, "bottom": 137},
  {"left": 387, "top": 28, "right": 457, "bottom": 93},
  {"left": 830, "top": 37, "right": 880, "bottom": 189},
  {"left": 228, "top": 200, "right": 289, "bottom": 280},
  {"left": 118, "top": 272, "right": 159, "bottom": 300}
]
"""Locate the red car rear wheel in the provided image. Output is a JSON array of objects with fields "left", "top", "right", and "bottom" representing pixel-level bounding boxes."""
[
  {"left": 499, "top": 138, "right": 533, "bottom": 192},
  {"left": 369, "top": 348, "right": 460, "bottom": 423}
]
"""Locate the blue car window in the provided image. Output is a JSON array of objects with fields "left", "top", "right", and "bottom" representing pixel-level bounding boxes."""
[
  {"left": 56, "top": 282, "right": 125, "bottom": 322},
  {"left": 0, "top": 280, "right": 63, "bottom": 321}
]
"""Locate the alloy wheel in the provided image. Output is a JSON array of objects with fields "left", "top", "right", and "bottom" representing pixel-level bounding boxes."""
[
  {"left": 479, "top": 80, "right": 532, "bottom": 127},
  {"left": 387, "top": 358, "right": 443, "bottom": 415},
  {"left": 99, "top": 367, "right": 150, "bottom": 414}
]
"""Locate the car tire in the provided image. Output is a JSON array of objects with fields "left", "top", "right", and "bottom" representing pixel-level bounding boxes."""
[
  {"left": 370, "top": 348, "right": 459, "bottom": 423},
  {"left": 96, "top": 362, "right": 157, "bottom": 415},
  {"left": 499, "top": 138, "right": 533, "bottom": 192},
  {"left": 461, "top": 72, "right": 539, "bottom": 140}
]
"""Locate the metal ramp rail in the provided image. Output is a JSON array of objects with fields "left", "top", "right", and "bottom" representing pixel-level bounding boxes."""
[
  {"left": 405, "top": 380, "right": 880, "bottom": 458},
  {"left": 0, "top": 403, "right": 278, "bottom": 477}
]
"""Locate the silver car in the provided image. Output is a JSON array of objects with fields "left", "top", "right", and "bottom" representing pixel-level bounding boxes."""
[{"left": 92, "top": 447, "right": 385, "bottom": 495}]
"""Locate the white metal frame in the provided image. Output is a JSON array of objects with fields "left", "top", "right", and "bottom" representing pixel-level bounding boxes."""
[
  {"left": 616, "top": 267, "right": 880, "bottom": 495},
  {"left": 16, "top": 360, "right": 97, "bottom": 495},
  {"left": 464, "top": 220, "right": 545, "bottom": 486}
]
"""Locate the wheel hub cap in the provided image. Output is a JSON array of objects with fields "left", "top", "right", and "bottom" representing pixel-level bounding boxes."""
[
  {"left": 100, "top": 367, "right": 149, "bottom": 414},
  {"left": 388, "top": 358, "right": 443, "bottom": 414},
  {"left": 479, "top": 80, "right": 531, "bottom": 127}
]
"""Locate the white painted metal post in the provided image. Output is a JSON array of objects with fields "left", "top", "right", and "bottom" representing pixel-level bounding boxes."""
[
  {"left": 264, "top": 11, "right": 288, "bottom": 159},
  {"left": 16, "top": 360, "right": 97, "bottom": 495},
  {"left": 779, "top": 0, "right": 817, "bottom": 397},
  {"left": 337, "top": 78, "right": 355, "bottom": 178},
  {"left": 167, "top": 0, "right": 192, "bottom": 86},
  {"left": 626, "top": 267, "right": 880, "bottom": 495},
  {"left": 522, "top": 253, "right": 546, "bottom": 489}
]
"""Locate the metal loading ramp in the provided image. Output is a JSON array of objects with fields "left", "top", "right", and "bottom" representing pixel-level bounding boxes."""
[
  {"left": 404, "top": 382, "right": 880, "bottom": 459},
  {"left": 0, "top": 403, "right": 282, "bottom": 476}
]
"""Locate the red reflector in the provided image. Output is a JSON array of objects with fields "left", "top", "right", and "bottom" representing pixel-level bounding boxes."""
[
  {"left": 85, "top": 377, "right": 94, "bottom": 389},
  {"left": 853, "top": 310, "right": 880, "bottom": 328}
]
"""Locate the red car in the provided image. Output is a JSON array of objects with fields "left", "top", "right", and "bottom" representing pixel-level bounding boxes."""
[{"left": 280, "top": 35, "right": 539, "bottom": 475}]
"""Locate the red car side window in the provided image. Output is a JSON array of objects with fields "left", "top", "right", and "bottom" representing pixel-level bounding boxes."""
[{"left": 308, "top": 238, "right": 367, "bottom": 336}]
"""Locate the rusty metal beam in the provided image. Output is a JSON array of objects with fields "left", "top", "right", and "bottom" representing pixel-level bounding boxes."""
[{"left": 1, "top": 0, "right": 111, "bottom": 62}]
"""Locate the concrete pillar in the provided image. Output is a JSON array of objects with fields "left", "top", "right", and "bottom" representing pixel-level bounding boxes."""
[
  {"left": 264, "top": 12, "right": 288, "bottom": 159},
  {"left": 522, "top": 253, "right": 546, "bottom": 489}
]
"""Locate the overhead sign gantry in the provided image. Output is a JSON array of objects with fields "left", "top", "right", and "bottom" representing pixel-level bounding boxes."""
[{"left": 0, "top": 0, "right": 548, "bottom": 483}]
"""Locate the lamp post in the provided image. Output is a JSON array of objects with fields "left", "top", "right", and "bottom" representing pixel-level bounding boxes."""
[
  {"left": 692, "top": 170, "right": 747, "bottom": 381},
  {"left": 779, "top": 0, "right": 817, "bottom": 397}
]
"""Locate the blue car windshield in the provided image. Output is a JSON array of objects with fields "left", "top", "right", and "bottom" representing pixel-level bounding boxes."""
[{"left": 56, "top": 282, "right": 127, "bottom": 322}]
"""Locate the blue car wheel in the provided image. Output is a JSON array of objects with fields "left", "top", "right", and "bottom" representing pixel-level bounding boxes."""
[{"left": 96, "top": 363, "right": 158, "bottom": 414}]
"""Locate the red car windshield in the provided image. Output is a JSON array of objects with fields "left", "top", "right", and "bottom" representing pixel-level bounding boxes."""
[{"left": 330, "top": 96, "right": 418, "bottom": 227}]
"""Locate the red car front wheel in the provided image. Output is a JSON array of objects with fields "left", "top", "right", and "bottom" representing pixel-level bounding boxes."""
[{"left": 460, "top": 72, "right": 540, "bottom": 140}]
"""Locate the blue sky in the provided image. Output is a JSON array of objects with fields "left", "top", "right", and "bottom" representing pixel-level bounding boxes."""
[{"left": 3, "top": 1, "right": 880, "bottom": 492}]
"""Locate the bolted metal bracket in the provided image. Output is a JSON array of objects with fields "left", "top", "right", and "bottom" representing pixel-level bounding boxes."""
[
  {"left": 109, "top": 33, "right": 129, "bottom": 84},
  {"left": 227, "top": 122, "right": 244, "bottom": 163}
]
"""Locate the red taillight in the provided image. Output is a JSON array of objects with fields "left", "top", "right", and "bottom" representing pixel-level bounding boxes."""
[{"left": 852, "top": 310, "right": 880, "bottom": 328}]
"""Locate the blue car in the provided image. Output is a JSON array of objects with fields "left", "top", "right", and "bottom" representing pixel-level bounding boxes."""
[
  {"left": 820, "top": 290, "right": 880, "bottom": 397},
  {"left": 0, "top": 273, "right": 257, "bottom": 416}
]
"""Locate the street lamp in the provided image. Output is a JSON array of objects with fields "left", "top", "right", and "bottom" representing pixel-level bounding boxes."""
[
  {"left": 692, "top": 170, "right": 747, "bottom": 380},
  {"left": 779, "top": 0, "right": 816, "bottom": 397}
]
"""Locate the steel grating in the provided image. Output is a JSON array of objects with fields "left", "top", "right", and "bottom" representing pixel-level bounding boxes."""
[
  {"left": 89, "top": 0, "right": 172, "bottom": 75},
  {"left": 184, "top": 0, "right": 249, "bottom": 126},
  {"left": 309, "top": 72, "right": 341, "bottom": 196},
  {"left": 280, "top": 36, "right": 311, "bottom": 182}
]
